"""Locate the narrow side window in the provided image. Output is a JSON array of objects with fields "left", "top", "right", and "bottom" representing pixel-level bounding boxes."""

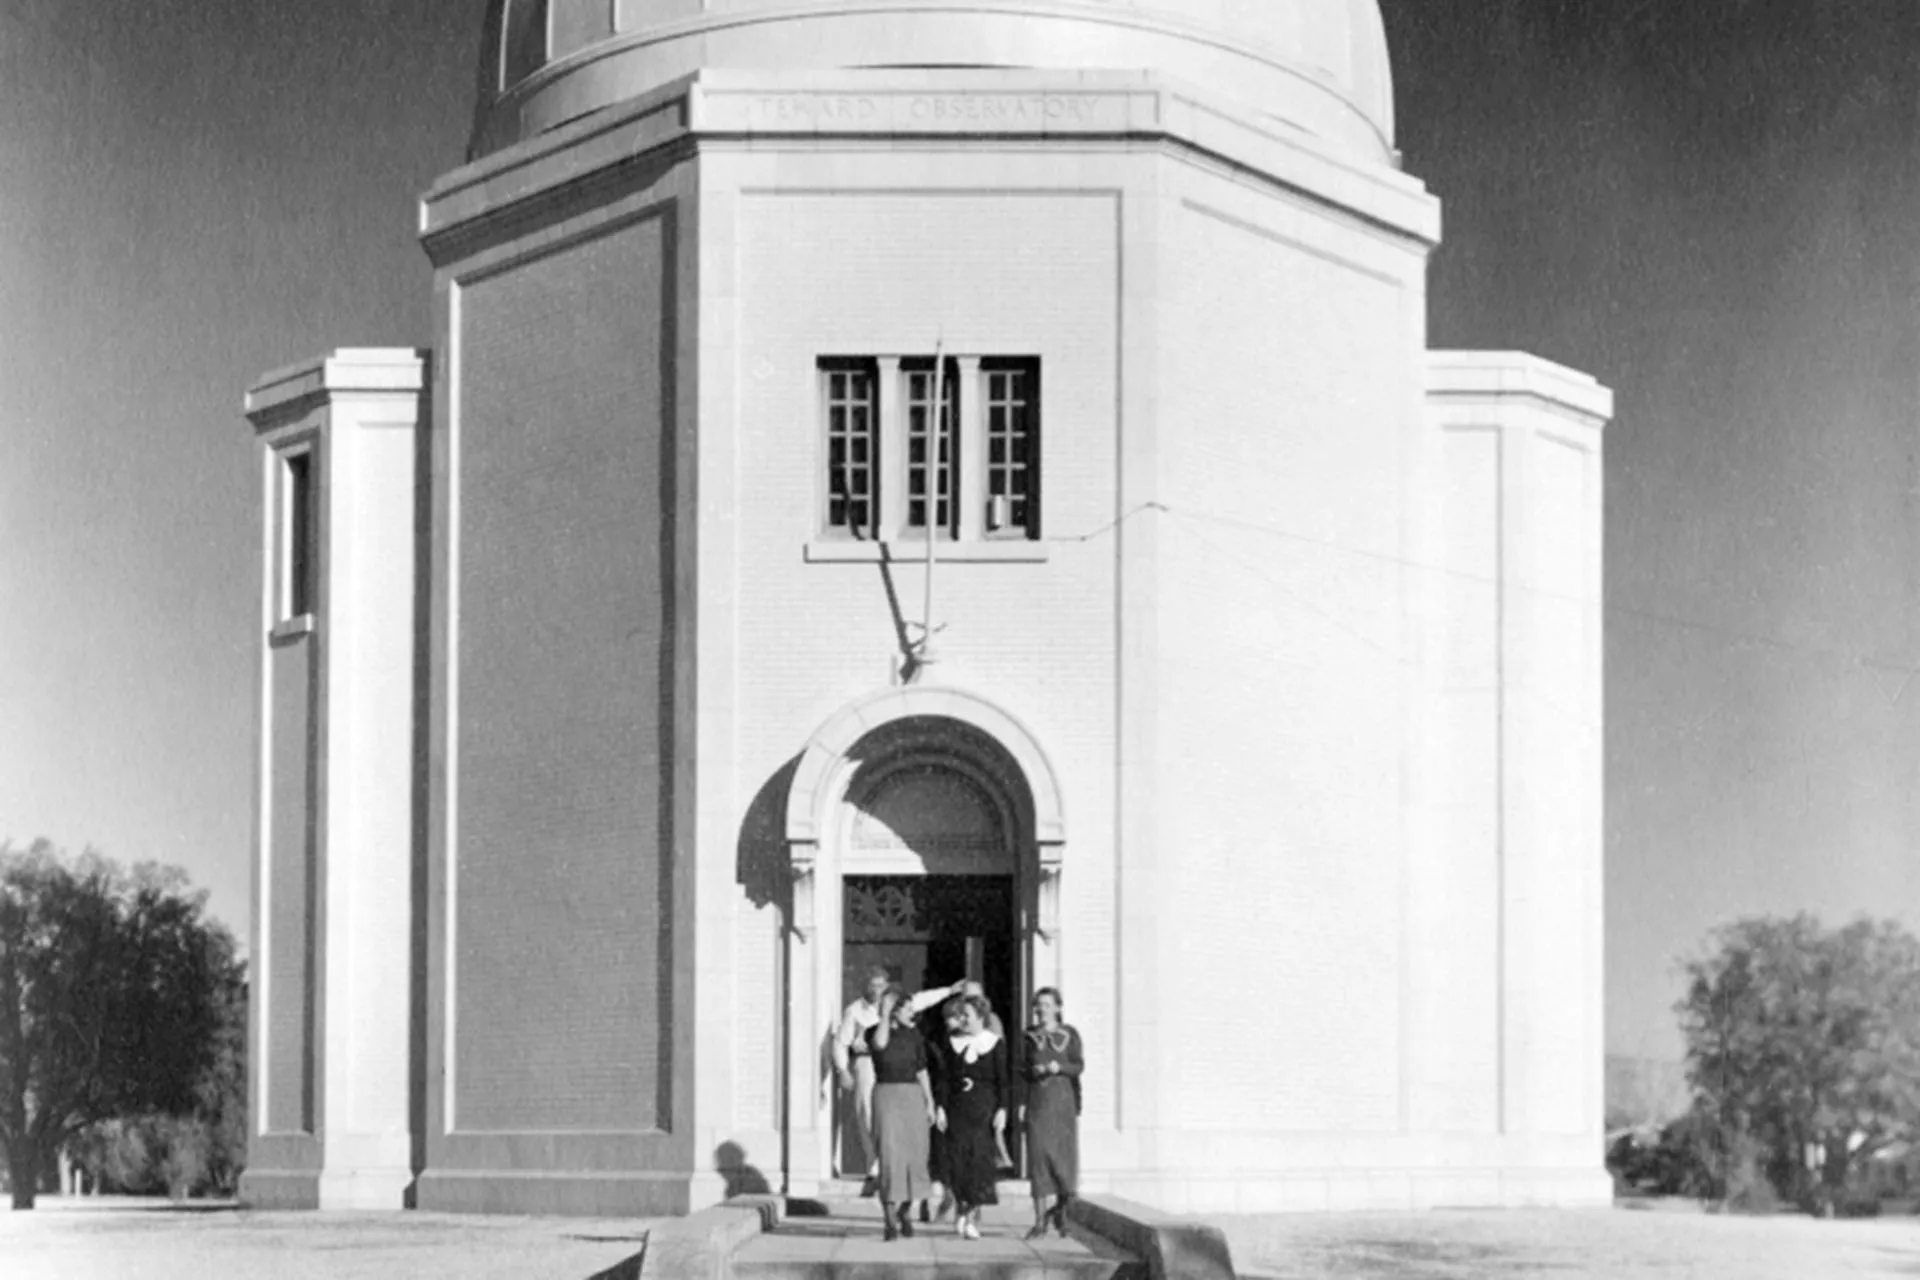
[{"left": 283, "top": 449, "right": 316, "bottom": 619}]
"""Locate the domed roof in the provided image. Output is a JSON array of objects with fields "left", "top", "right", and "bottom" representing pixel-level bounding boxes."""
[{"left": 472, "top": 1, "right": 1395, "bottom": 161}]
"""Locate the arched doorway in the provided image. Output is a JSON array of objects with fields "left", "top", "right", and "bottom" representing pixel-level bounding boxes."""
[
  {"left": 783, "top": 687, "right": 1065, "bottom": 1193},
  {"left": 835, "top": 760, "right": 1019, "bottom": 1177}
]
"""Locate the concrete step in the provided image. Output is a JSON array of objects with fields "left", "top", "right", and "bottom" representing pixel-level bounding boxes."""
[{"left": 730, "top": 1200, "right": 1144, "bottom": 1280}]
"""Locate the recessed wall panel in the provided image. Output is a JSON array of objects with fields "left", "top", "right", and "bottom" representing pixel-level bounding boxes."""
[
  {"left": 265, "top": 637, "right": 317, "bottom": 1135},
  {"left": 454, "top": 215, "right": 671, "bottom": 1133}
]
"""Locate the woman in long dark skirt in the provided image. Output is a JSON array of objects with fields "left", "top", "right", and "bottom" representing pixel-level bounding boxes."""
[
  {"left": 867, "top": 990, "right": 936, "bottom": 1241},
  {"left": 931, "top": 993, "right": 1008, "bottom": 1240},
  {"left": 1020, "top": 987, "right": 1083, "bottom": 1238}
]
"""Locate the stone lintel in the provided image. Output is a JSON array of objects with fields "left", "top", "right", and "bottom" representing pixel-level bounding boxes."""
[
  {"left": 419, "top": 69, "right": 1440, "bottom": 251},
  {"left": 1426, "top": 349, "right": 1614, "bottom": 426},
  {"left": 244, "top": 347, "right": 428, "bottom": 424}
]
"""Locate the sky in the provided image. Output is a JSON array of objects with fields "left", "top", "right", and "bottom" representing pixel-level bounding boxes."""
[{"left": 2, "top": 0, "right": 1916, "bottom": 1066}]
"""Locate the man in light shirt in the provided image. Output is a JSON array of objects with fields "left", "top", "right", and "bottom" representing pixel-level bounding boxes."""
[{"left": 833, "top": 968, "right": 964, "bottom": 1179}]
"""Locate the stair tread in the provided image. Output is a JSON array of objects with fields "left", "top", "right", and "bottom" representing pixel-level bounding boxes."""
[{"left": 731, "top": 1203, "right": 1141, "bottom": 1278}]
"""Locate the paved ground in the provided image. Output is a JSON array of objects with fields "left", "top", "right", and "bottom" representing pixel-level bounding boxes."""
[
  {"left": 6, "top": 1194, "right": 1920, "bottom": 1279},
  {"left": 1218, "top": 1202, "right": 1920, "bottom": 1279},
  {"left": 0, "top": 1196, "right": 655, "bottom": 1280}
]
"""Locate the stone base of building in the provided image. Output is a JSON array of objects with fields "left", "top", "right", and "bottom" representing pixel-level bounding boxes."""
[
  {"left": 316, "top": 1168, "right": 415, "bottom": 1210},
  {"left": 237, "top": 1168, "right": 323, "bottom": 1211},
  {"left": 411, "top": 1169, "right": 693, "bottom": 1217}
]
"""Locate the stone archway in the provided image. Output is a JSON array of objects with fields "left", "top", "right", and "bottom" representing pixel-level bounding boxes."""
[
  {"left": 779, "top": 685, "right": 1066, "bottom": 1192},
  {"left": 784, "top": 685, "right": 1065, "bottom": 942},
  {"left": 786, "top": 685, "right": 1065, "bottom": 848}
]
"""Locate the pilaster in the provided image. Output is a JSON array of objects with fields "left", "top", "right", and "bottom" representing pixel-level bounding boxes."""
[{"left": 241, "top": 348, "right": 427, "bottom": 1211}]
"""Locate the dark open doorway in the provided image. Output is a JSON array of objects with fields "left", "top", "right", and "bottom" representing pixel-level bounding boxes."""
[{"left": 838, "top": 873, "right": 1021, "bottom": 1177}]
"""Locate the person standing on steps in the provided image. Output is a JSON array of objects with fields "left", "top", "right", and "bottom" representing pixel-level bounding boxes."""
[
  {"left": 929, "top": 978, "right": 1006, "bottom": 1222},
  {"left": 1020, "top": 987, "right": 1083, "bottom": 1239},
  {"left": 832, "top": 965, "right": 893, "bottom": 1182},
  {"left": 869, "top": 989, "right": 937, "bottom": 1241},
  {"left": 837, "top": 970, "right": 965, "bottom": 1186},
  {"left": 931, "top": 993, "right": 1009, "bottom": 1240},
  {"left": 958, "top": 979, "right": 1005, "bottom": 1036}
]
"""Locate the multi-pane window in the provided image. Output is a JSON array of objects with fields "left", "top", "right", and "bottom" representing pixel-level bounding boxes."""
[
  {"left": 823, "top": 361, "right": 880, "bottom": 538},
  {"left": 904, "top": 358, "right": 960, "bottom": 537},
  {"left": 817, "top": 356, "right": 1042, "bottom": 543},
  {"left": 982, "top": 359, "right": 1039, "bottom": 539}
]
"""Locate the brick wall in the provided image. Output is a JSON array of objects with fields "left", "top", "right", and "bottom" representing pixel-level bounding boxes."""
[
  {"left": 452, "top": 214, "right": 674, "bottom": 1132},
  {"left": 1155, "top": 190, "right": 1418, "bottom": 1134},
  {"left": 265, "top": 636, "right": 317, "bottom": 1135}
]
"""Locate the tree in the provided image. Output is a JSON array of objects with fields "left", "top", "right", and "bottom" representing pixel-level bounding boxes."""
[
  {"left": 1676, "top": 913, "right": 1920, "bottom": 1211},
  {"left": 192, "top": 965, "right": 248, "bottom": 1196},
  {"left": 0, "top": 839, "right": 239, "bottom": 1209}
]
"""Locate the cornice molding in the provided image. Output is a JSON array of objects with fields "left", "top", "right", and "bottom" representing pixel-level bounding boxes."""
[
  {"left": 420, "top": 69, "right": 1439, "bottom": 260},
  {"left": 244, "top": 348, "right": 428, "bottom": 426}
]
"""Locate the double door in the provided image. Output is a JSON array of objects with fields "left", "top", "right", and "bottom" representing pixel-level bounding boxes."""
[{"left": 838, "top": 874, "right": 1021, "bottom": 1176}]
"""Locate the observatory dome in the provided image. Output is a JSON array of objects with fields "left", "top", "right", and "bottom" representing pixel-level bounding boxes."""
[{"left": 472, "top": 0, "right": 1396, "bottom": 161}]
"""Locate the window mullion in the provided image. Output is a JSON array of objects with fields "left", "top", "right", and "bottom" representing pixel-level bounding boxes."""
[
  {"left": 957, "top": 356, "right": 985, "bottom": 543},
  {"left": 877, "top": 356, "right": 904, "bottom": 541}
]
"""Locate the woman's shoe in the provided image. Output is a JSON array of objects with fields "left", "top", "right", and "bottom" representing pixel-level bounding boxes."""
[
  {"left": 898, "top": 1206, "right": 915, "bottom": 1239},
  {"left": 883, "top": 1221, "right": 899, "bottom": 1243},
  {"left": 1024, "top": 1222, "right": 1049, "bottom": 1241},
  {"left": 961, "top": 1216, "right": 982, "bottom": 1240},
  {"left": 1052, "top": 1203, "right": 1072, "bottom": 1237}
]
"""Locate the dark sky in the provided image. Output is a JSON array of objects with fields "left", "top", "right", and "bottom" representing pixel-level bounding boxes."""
[
  {"left": 3, "top": 0, "right": 1916, "bottom": 1063},
  {"left": 1386, "top": 0, "right": 1920, "bottom": 1057}
]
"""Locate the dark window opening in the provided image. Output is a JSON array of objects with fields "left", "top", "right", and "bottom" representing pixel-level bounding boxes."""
[{"left": 286, "top": 451, "right": 315, "bottom": 618}]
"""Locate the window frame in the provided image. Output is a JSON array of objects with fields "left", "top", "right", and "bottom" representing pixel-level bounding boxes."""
[
  {"left": 900, "top": 355, "right": 962, "bottom": 541},
  {"left": 278, "top": 443, "right": 318, "bottom": 624},
  {"left": 979, "top": 357, "right": 1041, "bottom": 542},
  {"left": 813, "top": 354, "right": 1046, "bottom": 554},
  {"left": 818, "top": 357, "right": 883, "bottom": 541}
]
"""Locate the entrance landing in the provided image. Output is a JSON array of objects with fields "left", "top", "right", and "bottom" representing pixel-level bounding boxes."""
[{"left": 730, "top": 1199, "right": 1143, "bottom": 1280}]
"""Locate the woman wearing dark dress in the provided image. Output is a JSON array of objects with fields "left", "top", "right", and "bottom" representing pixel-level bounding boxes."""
[
  {"left": 868, "top": 990, "right": 936, "bottom": 1241},
  {"left": 932, "top": 993, "right": 1008, "bottom": 1240},
  {"left": 1020, "top": 987, "right": 1083, "bottom": 1238}
]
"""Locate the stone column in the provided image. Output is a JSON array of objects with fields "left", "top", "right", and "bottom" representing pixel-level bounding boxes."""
[
  {"left": 242, "top": 348, "right": 425, "bottom": 1210},
  {"left": 1426, "top": 351, "right": 1610, "bottom": 1202}
]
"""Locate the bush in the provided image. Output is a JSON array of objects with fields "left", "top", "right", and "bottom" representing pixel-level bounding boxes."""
[
  {"left": 79, "top": 1113, "right": 227, "bottom": 1199},
  {"left": 1724, "top": 1155, "right": 1781, "bottom": 1215},
  {"left": 158, "top": 1117, "right": 211, "bottom": 1200},
  {"left": 100, "top": 1118, "right": 160, "bottom": 1195}
]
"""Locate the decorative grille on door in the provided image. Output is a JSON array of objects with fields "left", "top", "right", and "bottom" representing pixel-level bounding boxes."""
[{"left": 843, "top": 875, "right": 1012, "bottom": 943}]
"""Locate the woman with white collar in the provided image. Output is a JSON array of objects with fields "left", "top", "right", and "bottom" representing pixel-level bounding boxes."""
[{"left": 931, "top": 992, "right": 1009, "bottom": 1239}]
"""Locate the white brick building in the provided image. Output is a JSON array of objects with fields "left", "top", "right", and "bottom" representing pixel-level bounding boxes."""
[{"left": 240, "top": 0, "right": 1612, "bottom": 1217}]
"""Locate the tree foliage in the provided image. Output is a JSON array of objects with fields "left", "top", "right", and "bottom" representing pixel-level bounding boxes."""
[
  {"left": 0, "top": 839, "right": 242, "bottom": 1208},
  {"left": 1677, "top": 913, "right": 1920, "bottom": 1210}
]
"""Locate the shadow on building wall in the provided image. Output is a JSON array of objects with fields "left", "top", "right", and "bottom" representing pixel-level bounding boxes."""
[
  {"left": 714, "top": 1141, "right": 772, "bottom": 1197},
  {"left": 737, "top": 755, "right": 801, "bottom": 914}
]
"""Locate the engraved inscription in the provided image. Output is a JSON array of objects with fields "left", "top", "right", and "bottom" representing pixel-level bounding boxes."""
[
  {"left": 739, "top": 93, "right": 1111, "bottom": 130},
  {"left": 907, "top": 94, "right": 1097, "bottom": 124},
  {"left": 749, "top": 95, "right": 880, "bottom": 124}
]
